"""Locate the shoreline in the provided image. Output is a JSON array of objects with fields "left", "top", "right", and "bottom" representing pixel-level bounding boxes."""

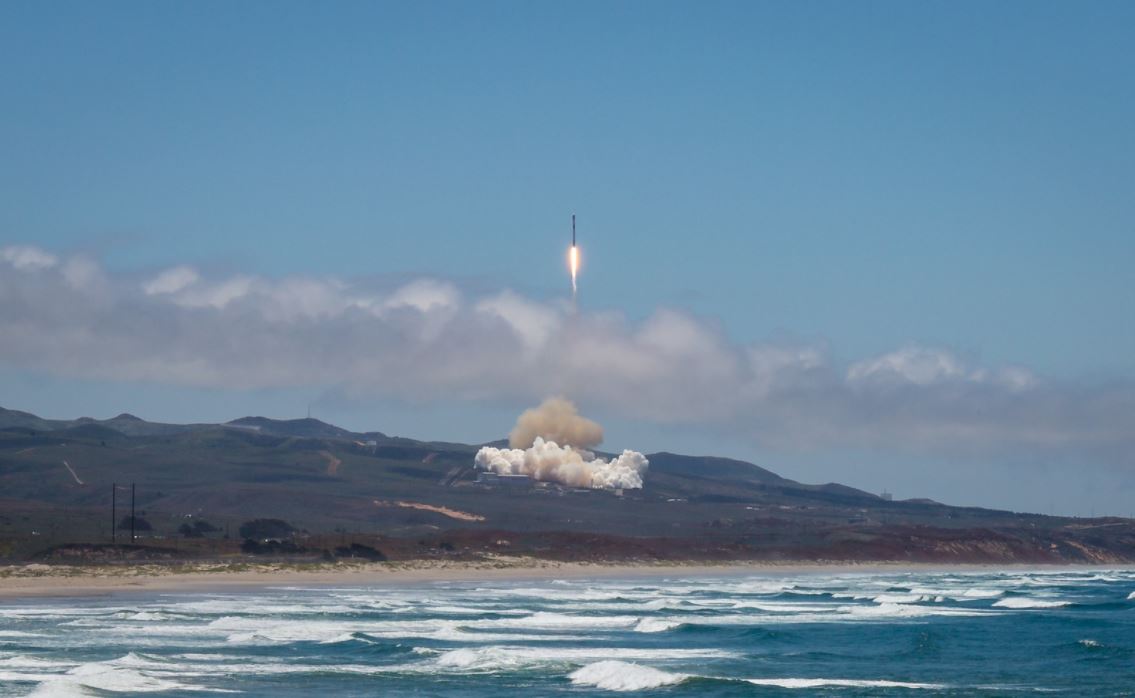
[{"left": 1, "top": 558, "right": 1130, "bottom": 599}]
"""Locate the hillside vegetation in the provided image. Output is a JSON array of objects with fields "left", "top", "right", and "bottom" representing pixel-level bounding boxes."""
[{"left": 1, "top": 407, "right": 1132, "bottom": 564}]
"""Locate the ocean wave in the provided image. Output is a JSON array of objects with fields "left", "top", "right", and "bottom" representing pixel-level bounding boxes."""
[
  {"left": 171, "top": 653, "right": 255, "bottom": 662},
  {"left": 844, "top": 603, "right": 991, "bottom": 619},
  {"left": 991, "top": 598, "right": 1070, "bottom": 609},
  {"left": 121, "top": 611, "right": 190, "bottom": 622},
  {"left": 318, "top": 631, "right": 381, "bottom": 645},
  {"left": 730, "top": 600, "right": 836, "bottom": 612},
  {"left": 434, "top": 647, "right": 532, "bottom": 672},
  {"left": 391, "top": 603, "right": 528, "bottom": 616},
  {"left": 103, "top": 652, "right": 183, "bottom": 670},
  {"left": 4, "top": 571, "right": 1132, "bottom": 694},
  {"left": 0, "top": 655, "right": 76, "bottom": 670},
  {"left": 429, "top": 645, "right": 736, "bottom": 672},
  {"left": 633, "top": 618, "right": 682, "bottom": 633},
  {"left": 20, "top": 658, "right": 223, "bottom": 694},
  {"left": 0, "top": 607, "right": 107, "bottom": 619},
  {"left": 623, "top": 602, "right": 991, "bottom": 630},
  {"left": 909, "top": 587, "right": 1004, "bottom": 601},
  {"left": 872, "top": 594, "right": 937, "bottom": 605},
  {"left": 568, "top": 660, "right": 688, "bottom": 691},
  {"left": 474, "top": 587, "right": 637, "bottom": 602},
  {"left": 494, "top": 611, "right": 641, "bottom": 631},
  {"left": 567, "top": 664, "right": 950, "bottom": 692},
  {"left": 170, "top": 598, "right": 364, "bottom": 616},
  {"left": 746, "top": 677, "right": 947, "bottom": 689}
]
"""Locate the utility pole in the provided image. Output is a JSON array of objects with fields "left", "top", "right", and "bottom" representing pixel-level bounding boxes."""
[
  {"left": 131, "top": 483, "right": 136, "bottom": 543},
  {"left": 112, "top": 482, "right": 117, "bottom": 544}
]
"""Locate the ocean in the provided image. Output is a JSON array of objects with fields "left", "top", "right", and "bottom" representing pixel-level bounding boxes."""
[{"left": 1, "top": 568, "right": 1133, "bottom": 695}]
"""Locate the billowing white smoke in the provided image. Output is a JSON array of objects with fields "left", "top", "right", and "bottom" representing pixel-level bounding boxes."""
[
  {"left": 475, "top": 398, "right": 649, "bottom": 490},
  {"left": 476, "top": 438, "right": 648, "bottom": 489}
]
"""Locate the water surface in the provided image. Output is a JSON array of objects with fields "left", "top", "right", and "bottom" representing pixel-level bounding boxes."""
[{"left": 2, "top": 568, "right": 1133, "bottom": 695}]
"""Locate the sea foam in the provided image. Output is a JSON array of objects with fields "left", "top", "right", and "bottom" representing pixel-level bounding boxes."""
[
  {"left": 431, "top": 645, "right": 735, "bottom": 672},
  {"left": 992, "top": 598, "right": 1070, "bottom": 609},
  {"left": 569, "top": 661, "right": 687, "bottom": 691},
  {"left": 633, "top": 618, "right": 682, "bottom": 633},
  {"left": 746, "top": 677, "right": 947, "bottom": 689}
]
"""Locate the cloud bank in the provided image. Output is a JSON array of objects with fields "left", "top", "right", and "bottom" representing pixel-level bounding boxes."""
[{"left": 1, "top": 245, "right": 1133, "bottom": 465}]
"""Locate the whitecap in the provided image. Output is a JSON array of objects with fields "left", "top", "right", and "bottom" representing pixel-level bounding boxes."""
[
  {"left": 496, "top": 611, "right": 640, "bottom": 630},
  {"left": 105, "top": 652, "right": 178, "bottom": 669},
  {"left": 872, "top": 594, "right": 934, "bottom": 605},
  {"left": 991, "top": 598, "right": 1070, "bottom": 609},
  {"left": 430, "top": 646, "right": 734, "bottom": 673},
  {"left": 124, "top": 611, "right": 187, "bottom": 622},
  {"left": 730, "top": 600, "right": 835, "bottom": 612},
  {"left": 633, "top": 618, "right": 681, "bottom": 633},
  {"left": 318, "top": 632, "right": 378, "bottom": 645},
  {"left": 172, "top": 653, "right": 254, "bottom": 662},
  {"left": 843, "top": 603, "right": 990, "bottom": 619},
  {"left": 0, "top": 655, "right": 77, "bottom": 670},
  {"left": 568, "top": 660, "right": 687, "bottom": 691},
  {"left": 434, "top": 647, "right": 529, "bottom": 672},
  {"left": 55, "top": 661, "right": 211, "bottom": 693},
  {"left": 0, "top": 630, "right": 47, "bottom": 638},
  {"left": 746, "top": 677, "right": 947, "bottom": 689}
]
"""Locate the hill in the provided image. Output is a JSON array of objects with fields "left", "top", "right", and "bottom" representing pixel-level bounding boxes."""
[{"left": 0, "top": 407, "right": 1132, "bottom": 564}]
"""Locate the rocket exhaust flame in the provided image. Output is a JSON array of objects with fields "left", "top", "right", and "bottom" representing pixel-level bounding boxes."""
[
  {"left": 569, "top": 214, "right": 579, "bottom": 298},
  {"left": 569, "top": 244, "right": 579, "bottom": 296}
]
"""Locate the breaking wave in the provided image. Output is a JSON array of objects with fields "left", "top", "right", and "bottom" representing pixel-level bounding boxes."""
[
  {"left": 746, "top": 677, "right": 947, "bottom": 689},
  {"left": 568, "top": 661, "right": 688, "bottom": 691},
  {"left": 2, "top": 568, "right": 1133, "bottom": 694},
  {"left": 992, "top": 598, "right": 1071, "bottom": 609}
]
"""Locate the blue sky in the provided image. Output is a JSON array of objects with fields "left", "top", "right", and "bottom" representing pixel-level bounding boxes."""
[{"left": 2, "top": 1, "right": 1133, "bottom": 514}]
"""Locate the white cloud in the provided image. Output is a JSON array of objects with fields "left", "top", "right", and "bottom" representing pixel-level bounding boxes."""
[
  {"left": 0, "top": 247, "right": 1131, "bottom": 466},
  {"left": 1, "top": 245, "right": 58, "bottom": 271},
  {"left": 61, "top": 257, "right": 104, "bottom": 291},
  {"left": 174, "top": 275, "right": 255, "bottom": 309},
  {"left": 381, "top": 278, "right": 459, "bottom": 313},
  {"left": 475, "top": 290, "right": 559, "bottom": 350},
  {"left": 847, "top": 346, "right": 970, "bottom": 386},
  {"left": 143, "top": 266, "right": 200, "bottom": 295}
]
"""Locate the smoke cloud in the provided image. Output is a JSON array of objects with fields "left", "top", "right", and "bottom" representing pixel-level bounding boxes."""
[
  {"left": 480, "top": 398, "right": 647, "bottom": 489},
  {"left": 476, "top": 437, "right": 649, "bottom": 490},
  {"left": 509, "top": 397, "right": 603, "bottom": 449}
]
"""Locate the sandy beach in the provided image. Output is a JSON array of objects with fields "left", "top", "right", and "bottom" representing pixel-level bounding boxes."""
[{"left": 1, "top": 558, "right": 1126, "bottom": 599}]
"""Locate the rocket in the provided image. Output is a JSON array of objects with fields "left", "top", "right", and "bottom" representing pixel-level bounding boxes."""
[{"left": 572, "top": 214, "right": 576, "bottom": 247}]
